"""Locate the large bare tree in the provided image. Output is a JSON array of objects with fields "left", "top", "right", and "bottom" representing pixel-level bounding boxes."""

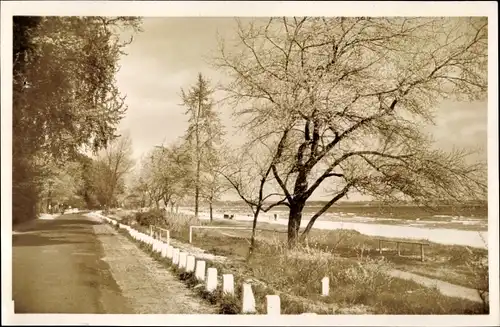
[
  {"left": 220, "top": 141, "right": 287, "bottom": 255},
  {"left": 215, "top": 17, "right": 488, "bottom": 245},
  {"left": 93, "top": 133, "right": 135, "bottom": 208}
]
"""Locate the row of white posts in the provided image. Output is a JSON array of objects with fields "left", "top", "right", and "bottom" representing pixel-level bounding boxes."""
[
  {"left": 102, "top": 215, "right": 328, "bottom": 315},
  {"left": 115, "top": 221, "right": 276, "bottom": 314}
]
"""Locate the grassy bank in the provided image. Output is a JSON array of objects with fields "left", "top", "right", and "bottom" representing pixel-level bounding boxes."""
[{"left": 110, "top": 210, "right": 488, "bottom": 314}]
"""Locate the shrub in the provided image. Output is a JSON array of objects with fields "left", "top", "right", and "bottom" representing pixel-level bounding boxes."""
[
  {"left": 135, "top": 208, "right": 165, "bottom": 227},
  {"left": 465, "top": 247, "right": 489, "bottom": 313},
  {"left": 121, "top": 213, "right": 136, "bottom": 226},
  {"left": 163, "top": 212, "right": 199, "bottom": 232}
]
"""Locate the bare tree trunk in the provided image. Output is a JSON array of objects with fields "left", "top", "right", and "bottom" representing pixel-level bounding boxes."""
[
  {"left": 209, "top": 201, "right": 213, "bottom": 222},
  {"left": 287, "top": 202, "right": 304, "bottom": 247},
  {"left": 299, "top": 183, "right": 352, "bottom": 240},
  {"left": 194, "top": 89, "right": 202, "bottom": 220},
  {"left": 248, "top": 207, "right": 261, "bottom": 258},
  {"left": 195, "top": 166, "right": 200, "bottom": 219},
  {"left": 47, "top": 188, "right": 53, "bottom": 213}
]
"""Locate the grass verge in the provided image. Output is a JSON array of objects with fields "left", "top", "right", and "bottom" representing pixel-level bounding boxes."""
[{"left": 107, "top": 212, "right": 489, "bottom": 314}]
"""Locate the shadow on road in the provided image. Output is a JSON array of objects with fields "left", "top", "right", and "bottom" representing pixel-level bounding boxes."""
[
  {"left": 26, "top": 218, "right": 100, "bottom": 231},
  {"left": 13, "top": 233, "right": 92, "bottom": 247},
  {"left": 12, "top": 215, "right": 102, "bottom": 247}
]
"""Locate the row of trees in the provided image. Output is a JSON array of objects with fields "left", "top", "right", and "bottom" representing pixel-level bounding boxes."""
[
  {"left": 29, "top": 133, "right": 135, "bottom": 213},
  {"left": 133, "top": 74, "right": 228, "bottom": 220},
  {"left": 13, "top": 17, "right": 142, "bottom": 223},
  {"left": 133, "top": 17, "right": 487, "bottom": 247}
]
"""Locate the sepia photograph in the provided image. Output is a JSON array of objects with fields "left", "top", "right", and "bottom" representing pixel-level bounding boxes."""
[{"left": 1, "top": 1, "right": 498, "bottom": 326}]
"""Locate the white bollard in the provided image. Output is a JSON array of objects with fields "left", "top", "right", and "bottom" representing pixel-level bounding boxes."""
[
  {"left": 195, "top": 260, "right": 206, "bottom": 281},
  {"left": 186, "top": 255, "right": 196, "bottom": 272},
  {"left": 321, "top": 276, "right": 329, "bottom": 297},
  {"left": 172, "top": 248, "right": 180, "bottom": 265},
  {"left": 161, "top": 244, "right": 168, "bottom": 257},
  {"left": 222, "top": 274, "right": 235, "bottom": 296},
  {"left": 242, "top": 283, "right": 256, "bottom": 313},
  {"left": 166, "top": 246, "right": 173, "bottom": 259},
  {"left": 206, "top": 267, "right": 218, "bottom": 292},
  {"left": 266, "top": 295, "right": 281, "bottom": 315},
  {"left": 179, "top": 252, "right": 187, "bottom": 269}
]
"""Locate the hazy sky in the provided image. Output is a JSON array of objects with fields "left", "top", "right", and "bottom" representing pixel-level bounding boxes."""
[{"left": 115, "top": 17, "right": 488, "bottom": 201}]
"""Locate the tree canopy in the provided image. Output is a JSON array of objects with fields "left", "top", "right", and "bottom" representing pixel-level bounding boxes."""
[
  {"left": 214, "top": 17, "right": 488, "bottom": 244},
  {"left": 13, "top": 16, "right": 142, "bottom": 224}
]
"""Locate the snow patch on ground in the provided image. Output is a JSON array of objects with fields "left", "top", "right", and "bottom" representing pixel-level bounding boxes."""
[
  {"left": 38, "top": 213, "right": 61, "bottom": 220},
  {"left": 178, "top": 208, "right": 488, "bottom": 249}
]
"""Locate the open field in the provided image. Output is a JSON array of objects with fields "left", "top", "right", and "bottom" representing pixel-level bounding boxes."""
[
  {"left": 110, "top": 209, "right": 489, "bottom": 314},
  {"left": 189, "top": 218, "right": 488, "bottom": 289}
]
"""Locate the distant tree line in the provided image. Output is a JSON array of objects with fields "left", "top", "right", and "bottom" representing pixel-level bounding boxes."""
[{"left": 132, "top": 73, "right": 228, "bottom": 221}]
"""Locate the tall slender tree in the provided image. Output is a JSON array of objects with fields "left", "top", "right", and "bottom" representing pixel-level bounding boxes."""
[{"left": 181, "top": 73, "right": 223, "bottom": 219}]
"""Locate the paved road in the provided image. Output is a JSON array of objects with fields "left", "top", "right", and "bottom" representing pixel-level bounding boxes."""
[{"left": 12, "top": 213, "right": 215, "bottom": 314}]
